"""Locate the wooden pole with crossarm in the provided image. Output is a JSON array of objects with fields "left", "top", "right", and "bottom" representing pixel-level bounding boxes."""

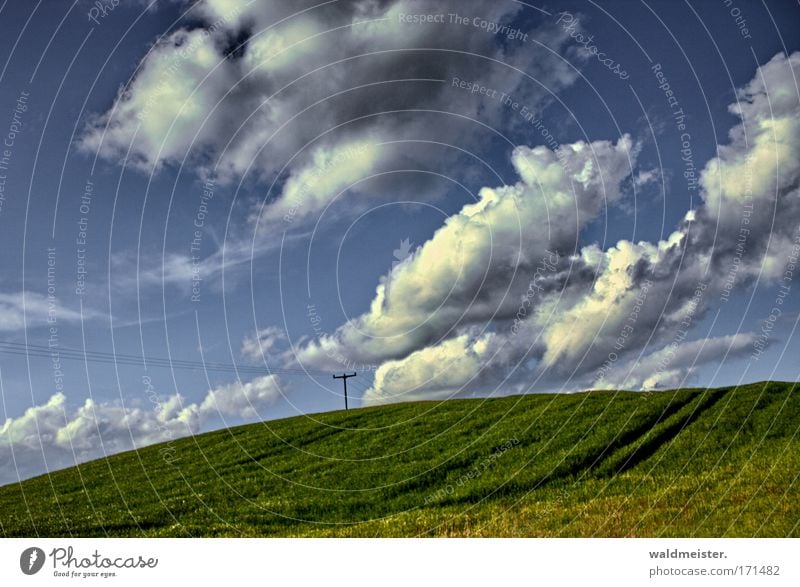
[{"left": 333, "top": 372, "right": 357, "bottom": 410}]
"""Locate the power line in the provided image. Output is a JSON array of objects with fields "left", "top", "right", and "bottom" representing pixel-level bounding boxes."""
[{"left": 0, "top": 340, "right": 332, "bottom": 377}]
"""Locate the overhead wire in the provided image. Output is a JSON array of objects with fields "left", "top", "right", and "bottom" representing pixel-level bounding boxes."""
[{"left": 0, "top": 339, "right": 335, "bottom": 377}]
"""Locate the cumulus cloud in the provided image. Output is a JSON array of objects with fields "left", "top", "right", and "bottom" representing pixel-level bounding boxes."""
[
  {"left": 0, "top": 374, "right": 282, "bottom": 485},
  {"left": 295, "top": 134, "right": 638, "bottom": 369},
  {"left": 80, "top": 0, "right": 580, "bottom": 229},
  {"left": 363, "top": 333, "right": 486, "bottom": 404},
  {"left": 548, "top": 50, "right": 800, "bottom": 377},
  {"left": 350, "top": 51, "right": 800, "bottom": 403}
]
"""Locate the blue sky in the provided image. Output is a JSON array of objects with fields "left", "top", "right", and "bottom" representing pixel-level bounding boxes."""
[{"left": 0, "top": 0, "right": 799, "bottom": 483}]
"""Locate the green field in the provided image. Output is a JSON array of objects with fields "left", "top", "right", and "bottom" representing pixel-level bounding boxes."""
[{"left": 1, "top": 381, "right": 798, "bottom": 537}]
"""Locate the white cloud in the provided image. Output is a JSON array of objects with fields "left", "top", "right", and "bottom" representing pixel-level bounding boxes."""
[
  {"left": 0, "top": 291, "right": 103, "bottom": 332},
  {"left": 363, "top": 332, "right": 498, "bottom": 405},
  {"left": 323, "top": 51, "right": 800, "bottom": 402},
  {"left": 79, "top": 26, "right": 236, "bottom": 171},
  {"left": 295, "top": 134, "right": 637, "bottom": 367},
  {"left": 80, "top": 0, "right": 581, "bottom": 227},
  {"left": 634, "top": 168, "right": 659, "bottom": 188},
  {"left": 240, "top": 325, "right": 288, "bottom": 361},
  {"left": 541, "top": 51, "right": 800, "bottom": 382},
  {"left": 0, "top": 374, "right": 283, "bottom": 485},
  {"left": 259, "top": 139, "right": 383, "bottom": 226},
  {"left": 198, "top": 374, "right": 283, "bottom": 419}
]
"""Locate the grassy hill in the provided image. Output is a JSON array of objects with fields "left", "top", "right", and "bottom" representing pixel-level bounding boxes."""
[{"left": 1, "top": 381, "right": 797, "bottom": 537}]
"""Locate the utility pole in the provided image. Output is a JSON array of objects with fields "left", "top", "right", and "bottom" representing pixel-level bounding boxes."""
[{"left": 333, "top": 372, "right": 356, "bottom": 410}]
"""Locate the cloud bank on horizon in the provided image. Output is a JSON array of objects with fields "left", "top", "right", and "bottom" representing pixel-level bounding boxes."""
[{"left": 0, "top": 374, "right": 282, "bottom": 484}]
